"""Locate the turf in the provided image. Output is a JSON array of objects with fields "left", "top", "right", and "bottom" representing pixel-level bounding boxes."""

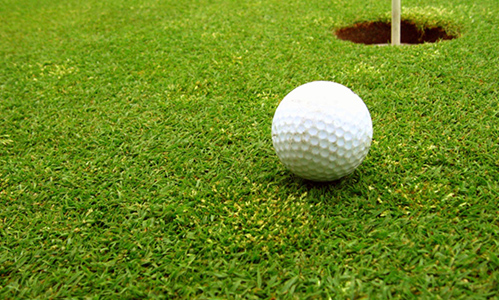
[{"left": 1, "top": 0, "right": 498, "bottom": 298}]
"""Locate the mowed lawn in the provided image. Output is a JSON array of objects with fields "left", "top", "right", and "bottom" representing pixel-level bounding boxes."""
[{"left": 0, "top": 0, "right": 498, "bottom": 298}]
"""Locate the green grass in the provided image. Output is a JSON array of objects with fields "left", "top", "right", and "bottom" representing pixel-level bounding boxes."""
[{"left": 1, "top": 0, "right": 498, "bottom": 298}]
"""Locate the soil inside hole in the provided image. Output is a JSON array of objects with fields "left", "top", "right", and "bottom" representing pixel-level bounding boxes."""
[{"left": 335, "top": 20, "right": 456, "bottom": 45}]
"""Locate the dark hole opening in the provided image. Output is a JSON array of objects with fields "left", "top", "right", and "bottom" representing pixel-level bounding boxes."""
[{"left": 335, "top": 20, "right": 457, "bottom": 45}]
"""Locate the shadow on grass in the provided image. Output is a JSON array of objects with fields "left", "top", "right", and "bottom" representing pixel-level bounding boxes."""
[{"left": 270, "top": 167, "right": 374, "bottom": 207}]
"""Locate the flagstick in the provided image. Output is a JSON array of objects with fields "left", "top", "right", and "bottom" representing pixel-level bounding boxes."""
[{"left": 391, "top": 0, "right": 401, "bottom": 45}]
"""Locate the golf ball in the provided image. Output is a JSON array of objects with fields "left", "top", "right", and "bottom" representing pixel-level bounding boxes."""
[{"left": 272, "top": 81, "right": 373, "bottom": 182}]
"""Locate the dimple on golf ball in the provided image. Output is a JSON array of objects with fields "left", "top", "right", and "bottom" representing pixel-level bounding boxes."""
[{"left": 272, "top": 81, "right": 373, "bottom": 182}]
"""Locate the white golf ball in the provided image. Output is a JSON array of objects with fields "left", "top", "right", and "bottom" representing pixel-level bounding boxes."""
[{"left": 272, "top": 81, "right": 373, "bottom": 182}]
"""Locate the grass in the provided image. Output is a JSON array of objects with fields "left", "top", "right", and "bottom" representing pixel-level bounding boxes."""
[{"left": 1, "top": 0, "right": 498, "bottom": 298}]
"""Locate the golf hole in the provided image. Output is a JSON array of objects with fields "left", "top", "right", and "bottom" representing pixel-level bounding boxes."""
[{"left": 335, "top": 20, "right": 457, "bottom": 45}]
